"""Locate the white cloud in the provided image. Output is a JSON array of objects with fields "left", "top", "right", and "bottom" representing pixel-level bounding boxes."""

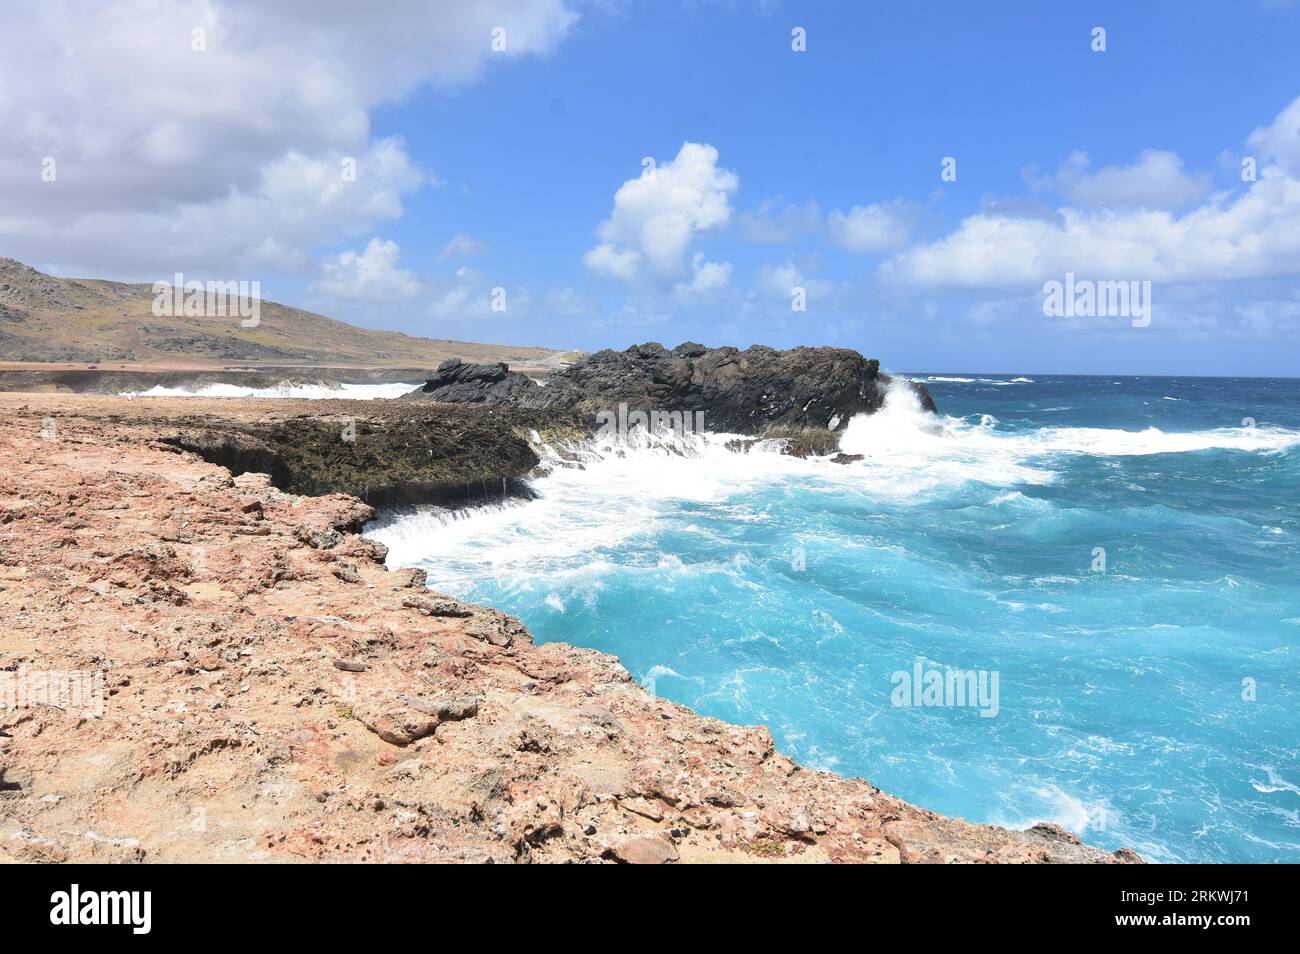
[
  {"left": 1247, "top": 95, "right": 1300, "bottom": 176},
  {"left": 310, "top": 238, "right": 421, "bottom": 301},
  {"left": 438, "top": 234, "right": 488, "bottom": 259},
  {"left": 0, "top": 0, "right": 579, "bottom": 277},
  {"left": 1234, "top": 294, "right": 1300, "bottom": 334},
  {"left": 674, "top": 252, "right": 732, "bottom": 299},
  {"left": 0, "top": 139, "right": 427, "bottom": 278},
  {"left": 884, "top": 95, "right": 1300, "bottom": 288},
  {"left": 826, "top": 200, "right": 918, "bottom": 254},
  {"left": 584, "top": 141, "right": 738, "bottom": 282},
  {"left": 582, "top": 242, "right": 641, "bottom": 281},
  {"left": 1026, "top": 149, "right": 1211, "bottom": 211},
  {"left": 428, "top": 266, "right": 529, "bottom": 320},
  {"left": 737, "top": 199, "right": 822, "bottom": 243},
  {"left": 753, "top": 260, "right": 831, "bottom": 301}
]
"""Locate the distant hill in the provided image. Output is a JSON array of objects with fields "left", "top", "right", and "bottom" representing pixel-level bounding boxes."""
[{"left": 0, "top": 258, "right": 561, "bottom": 369}]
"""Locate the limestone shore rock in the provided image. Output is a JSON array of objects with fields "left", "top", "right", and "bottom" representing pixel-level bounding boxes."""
[{"left": 0, "top": 394, "right": 1139, "bottom": 863}]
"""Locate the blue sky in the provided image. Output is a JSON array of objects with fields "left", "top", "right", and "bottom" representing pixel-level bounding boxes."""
[{"left": 6, "top": 0, "right": 1300, "bottom": 374}]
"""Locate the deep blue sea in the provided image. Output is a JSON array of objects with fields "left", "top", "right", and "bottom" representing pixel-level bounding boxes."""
[{"left": 369, "top": 375, "right": 1300, "bottom": 863}]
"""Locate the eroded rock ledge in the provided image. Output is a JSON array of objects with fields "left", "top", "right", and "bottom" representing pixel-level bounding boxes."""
[
  {"left": 157, "top": 399, "right": 582, "bottom": 508},
  {"left": 0, "top": 395, "right": 1139, "bottom": 863}
]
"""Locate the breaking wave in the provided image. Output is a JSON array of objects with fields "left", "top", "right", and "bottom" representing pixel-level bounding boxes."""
[{"left": 841, "top": 380, "right": 1300, "bottom": 492}]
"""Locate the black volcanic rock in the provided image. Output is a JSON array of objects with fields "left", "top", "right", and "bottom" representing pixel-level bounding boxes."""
[
  {"left": 413, "top": 358, "right": 540, "bottom": 404},
  {"left": 406, "top": 342, "right": 937, "bottom": 434},
  {"left": 160, "top": 402, "right": 585, "bottom": 508}
]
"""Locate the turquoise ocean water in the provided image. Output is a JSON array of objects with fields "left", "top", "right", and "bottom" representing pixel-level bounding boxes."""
[{"left": 369, "top": 375, "right": 1300, "bottom": 863}]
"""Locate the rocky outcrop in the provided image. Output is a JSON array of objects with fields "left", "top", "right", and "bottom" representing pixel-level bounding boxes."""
[
  {"left": 0, "top": 393, "right": 1140, "bottom": 863},
  {"left": 408, "top": 342, "right": 938, "bottom": 435},
  {"left": 411, "top": 358, "right": 541, "bottom": 405},
  {"left": 150, "top": 400, "right": 582, "bottom": 508}
]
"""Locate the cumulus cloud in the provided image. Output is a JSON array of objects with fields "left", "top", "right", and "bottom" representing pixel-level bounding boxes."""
[
  {"left": 583, "top": 142, "right": 738, "bottom": 283},
  {"left": 884, "top": 95, "right": 1300, "bottom": 288},
  {"left": 826, "top": 200, "right": 918, "bottom": 254},
  {"left": 0, "top": 0, "right": 578, "bottom": 276},
  {"left": 310, "top": 238, "right": 421, "bottom": 301},
  {"left": 583, "top": 242, "right": 641, "bottom": 281},
  {"left": 1026, "top": 149, "right": 1212, "bottom": 211},
  {"left": 674, "top": 252, "right": 732, "bottom": 300},
  {"left": 1246, "top": 95, "right": 1300, "bottom": 176}
]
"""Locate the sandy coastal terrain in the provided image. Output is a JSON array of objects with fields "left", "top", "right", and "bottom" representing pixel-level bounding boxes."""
[{"left": 0, "top": 394, "right": 1140, "bottom": 863}]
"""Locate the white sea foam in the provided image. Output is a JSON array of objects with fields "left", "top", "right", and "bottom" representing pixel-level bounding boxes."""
[
  {"left": 842, "top": 380, "right": 1300, "bottom": 474},
  {"left": 838, "top": 385, "right": 1056, "bottom": 493},
  {"left": 993, "top": 783, "right": 1119, "bottom": 837},
  {"left": 1251, "top": 767, "right": 1300, "bottom": 797},
  {"left": 921, "top": 375, "right": 1033, "bottom": 385},
  {"left": 368, "top": 430, "right": 818, "bottom": 581},
  {"left": 128, "top": 381, "right": 418, "bottom": 400}
]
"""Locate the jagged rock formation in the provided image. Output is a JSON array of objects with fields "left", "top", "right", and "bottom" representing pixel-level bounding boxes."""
[
  {"left": 408, "top": 342, "right": 938, "bottom": 435},
  {"left": 404, "top": 357, "right": 541, "bottom": 406}
]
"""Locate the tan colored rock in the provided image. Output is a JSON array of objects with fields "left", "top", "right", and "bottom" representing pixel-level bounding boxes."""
[{"left": 613, "top": 834, "right": 679, "bottom": 864}]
